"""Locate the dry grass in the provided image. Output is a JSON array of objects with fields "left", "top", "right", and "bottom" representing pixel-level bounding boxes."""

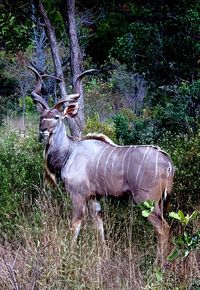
[
  {"left": 0, "top": 193, "right": 199, "bottom": 290},
  {"left": 2, "top": 115, "right": 39, "bottom": 137}
]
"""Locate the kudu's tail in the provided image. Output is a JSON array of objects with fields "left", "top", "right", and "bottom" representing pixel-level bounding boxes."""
[{"left": 162, "top": 162, "right": 175, "bottom": 212}]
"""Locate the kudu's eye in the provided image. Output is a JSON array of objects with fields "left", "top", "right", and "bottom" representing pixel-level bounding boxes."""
[{"left": 54, "top": 116, "right": 59, "bottom": 120}]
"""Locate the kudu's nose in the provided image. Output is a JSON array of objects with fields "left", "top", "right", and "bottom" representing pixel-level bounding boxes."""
[{"left": 39, "top": 129, "right": 49, "bottom": 143}]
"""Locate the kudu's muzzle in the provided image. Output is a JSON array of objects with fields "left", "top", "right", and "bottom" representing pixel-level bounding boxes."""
[{"left": 39, "top": 130, "right": 50, "bottom": 144}]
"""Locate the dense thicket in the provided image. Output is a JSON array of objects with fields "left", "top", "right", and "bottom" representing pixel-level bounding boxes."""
[{"left": 0, "top": 0, "right": 199, "bottom": 132}]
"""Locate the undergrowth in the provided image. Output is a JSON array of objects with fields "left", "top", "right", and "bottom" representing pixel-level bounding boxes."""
[
  {"left": 0, "top": 192, "right": 199, "bottom": 289},
  {"left": 0, "top": 117, "right": 199, "bottom": 289}
]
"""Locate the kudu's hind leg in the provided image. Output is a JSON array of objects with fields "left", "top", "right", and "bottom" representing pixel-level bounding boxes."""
[
  {"left": 70, "top": 194, "right": 86, "bottom": 243},
  {"left": 147, "top": 204, "right": 170, "bottom": 267},
  {"left": 88, "top": 199, "right": 105, "bottom": 242}
]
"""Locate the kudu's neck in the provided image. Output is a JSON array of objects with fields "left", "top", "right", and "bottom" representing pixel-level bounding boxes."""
[{"left": 46, "top": 120, "right": 75, "bottom": 178}]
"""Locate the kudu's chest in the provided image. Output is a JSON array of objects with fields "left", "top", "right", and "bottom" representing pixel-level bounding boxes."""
[{"left": 44, "top": 145, "right": 70, "bottom": 186}]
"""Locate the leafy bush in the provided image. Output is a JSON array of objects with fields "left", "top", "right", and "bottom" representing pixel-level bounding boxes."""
[
  {"left": 18, "top": 95, "right": 35, "bottom": 114},
  {"left": 110, "top": 2, "right": 200, "bottom": 84},
  {"left": 113, "top": 80, "right": 200, "bottom": 145},
  {"left": 113, "top": 111, "right": 155, "bottom": 145},
  {"left": 0, "top": 55, "right": 19, "bottom": 124},
  {"left": 150, "top": 81, "right": 200, "bottom": 138},
  {"left": 160, "top": 130, "right": 200, "bottom": 210},
  {"left": 84, "top": 76, "right": 122, "bottom": 120},
  {"left": 168, "top": 210, "right": 200, "bottom": 262},
  {"left": 84, "top": 113, "right": 117, "bottom": 142},
  {"left": 0, "top": 128, "right": 43, "bottom": 234}
]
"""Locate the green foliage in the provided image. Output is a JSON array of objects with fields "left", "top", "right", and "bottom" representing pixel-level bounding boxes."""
[
  {"left": 113, "top": 79, "right": 200, "bottom": 145},
  {"left": 0, "top": 128, "right": 43, "bottom": 234},
  {"left": 178, "top": 80, "right": 200, "bottom": 133},
  {"left": 18, "top": 96, "right": 35, "bottom": 114},
  {"left": 169, "top": 210, "right": 198, "bottom": 226},
  {"left": 0, "top": 11, "right": 32, "bottom": 52},
  {"left": 113, "top": 113, "right": 130, "bottom": 144},
  {"left": 110, "top": 22, "right": 161, "bottom": 73},
  {"left": 113, "top": 111, "right": 154, "bottom": 145},
  {"left": 87, "top": 10, "right": 130, "bottom": 63},
  {"left": 168, "top": 210, "right": 200, "bottom": 262},
  {"left": 84, "top": 113, "right": 117, "bottom": 142},
  {"left": 149, "top": 80, "right": 200, "bottom": 137},
  {"left": 110, "top": 1, "right": 200, "bottom": 83},
  {"left": 139, "top": 200, "right": 155, "bottom": 218},
  {"left": 160, "top": 130, "right": 200, "bottom": 209},
  {"left": 0, "top": 55, "right": 19, "bottom": 123}
]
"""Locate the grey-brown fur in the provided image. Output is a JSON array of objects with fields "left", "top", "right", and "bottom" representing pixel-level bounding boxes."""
[{"left": 29, "top": 67, "right": 174, "bottom": 267}]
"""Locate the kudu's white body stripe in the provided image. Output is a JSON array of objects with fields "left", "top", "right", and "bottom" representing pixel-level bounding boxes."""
[
  {"left": 135, "top": 146, "right": 150, "bottom": 183},
  {"left": 121, "top": 146, "right": 133, "bottom": 188},
  {"left": 138, "top": 147, "right": 153, "bottom": 188},
  {"left": 104, "top": 146, "right": 118, "bottom": 194},
  {"left": 95, "top": 144, "right": 110, "bottom": 192}
]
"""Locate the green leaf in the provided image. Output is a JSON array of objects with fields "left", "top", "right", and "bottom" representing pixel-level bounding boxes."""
[
  {"left": 155, "top": 270, "right": 163, "bottom": 282},
  {"left": 169, "top": 212, "right": 181, "bottom": 221},
  {"left": 174, "top": 235, "right": 184, "bottom": 246},
  {"left": 143, "top": 201, "right": 152, "bottom": 209},
  {"left": 189, "top": 211, "right": 199, "bottom": 221},
  {"left": 142, "top": 209, "right": 151, "bottom": 217},
  {"left": 167, "top": 249, "right": 180, "bottom": 261},
  {"left": 178, "top": 210, "right": 185, "bottom": 220}
]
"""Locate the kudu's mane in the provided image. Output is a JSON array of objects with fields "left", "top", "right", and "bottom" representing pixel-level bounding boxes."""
[{"left": 82, "top": 133, "right": 115, "bottom": 145}]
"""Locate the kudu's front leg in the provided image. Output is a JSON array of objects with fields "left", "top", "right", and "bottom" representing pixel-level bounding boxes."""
[{"left": 70, "top": 194, "right": 86, "bottom": 244}]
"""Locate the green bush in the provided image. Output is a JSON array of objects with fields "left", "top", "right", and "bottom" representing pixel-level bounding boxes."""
[
  {"left": 160, "top": 130, "right": 200, "bottom": 210},
  {"left": 84, "top": 113, "right": 117, "bottom": 142},
  {"left": 0, "top": 128, "right": 43, "bottom": 234},
  {"left": 113, "top": 111, "right": 155, "bottom": 145},
  {"left": 0, "top": 56, "right": 19, "bottom": 124}
]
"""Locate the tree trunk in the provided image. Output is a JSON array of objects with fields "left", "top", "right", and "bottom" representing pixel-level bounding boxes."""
[
  {"left": 36, "top": 0, "right": 81, "bottom": 137},
  {"left": 66, "top": 0, "right": 84, "bottom": 137},
  {"left": 32, "top": 3, "right": 46, "bottom": 72}
]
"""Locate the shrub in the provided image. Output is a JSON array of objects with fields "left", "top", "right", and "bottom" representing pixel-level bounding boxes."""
[
  {"left": 113, "top": 111, "right": 155, "bottom": 145},
  {"left": 160, "top": 130, "right": 200, "bottom": 210},
  {"left": 84, "top": 113, "right": 117, "bottom": 142},
  {"left": 0, "top": 127, "right": 43, "bottom": 235}
]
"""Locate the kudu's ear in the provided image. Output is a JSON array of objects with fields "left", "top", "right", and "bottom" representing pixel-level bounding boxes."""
[{"left": 63, "top": 102, "right": 79, "bottom": 118}]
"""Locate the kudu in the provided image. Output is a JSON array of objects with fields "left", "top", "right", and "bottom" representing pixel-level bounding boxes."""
[{"left": 29, "top": 66, "right": 174, "bottom": 266}]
